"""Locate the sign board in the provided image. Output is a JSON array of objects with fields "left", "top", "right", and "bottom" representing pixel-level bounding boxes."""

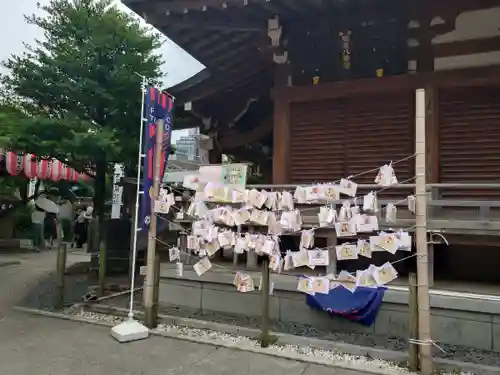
[
  {"left": 198, "top": 163, "right": 248, "bottom": 188},
  {"left": 111, "top": 163, "right": 125, "bottom": 219}
]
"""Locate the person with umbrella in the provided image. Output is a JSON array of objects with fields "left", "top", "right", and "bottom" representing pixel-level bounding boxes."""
[
  {"left": 31, "top": 206, "right": 46, "bottom": 251},
  {"left": 34, "top": 196, "right": 60, "bottom": 249}
]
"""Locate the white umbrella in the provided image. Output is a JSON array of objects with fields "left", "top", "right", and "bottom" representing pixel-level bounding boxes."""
[{"left": 35, "top": 197, "right": 59, "bottom": 214}]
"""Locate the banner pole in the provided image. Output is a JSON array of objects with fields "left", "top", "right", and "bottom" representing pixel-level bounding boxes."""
[
  {"left": 110, "top": 77, "right": 150, "bottom": 343},
  {"left": 127, "top": 76, "right": 147, "bottom": 320},
  {"left": 144, "top": 114, "right": 164, "bottom": 329}
]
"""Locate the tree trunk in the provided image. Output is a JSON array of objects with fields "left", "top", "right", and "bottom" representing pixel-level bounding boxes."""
[{"left": 93, "top": 159, "right": 107, "bottom": 246}]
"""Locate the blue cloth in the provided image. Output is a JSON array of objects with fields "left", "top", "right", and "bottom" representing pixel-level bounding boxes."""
[{"left": 306, "top": 285, "right": 386, "bottom": 326}]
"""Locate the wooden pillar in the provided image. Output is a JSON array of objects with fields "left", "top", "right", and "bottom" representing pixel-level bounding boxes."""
[{"left": 272, "top": 64, "right": 291, "bottom": 184}]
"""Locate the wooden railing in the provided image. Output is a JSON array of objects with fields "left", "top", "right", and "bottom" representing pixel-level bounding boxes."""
[
  {"left": 168, "top": 183, "right": 500, "bottom": 243},
  {"left": 236, "top": 183, "right": 500, "bottom": 235},
  {"left": 165, "top": 183, "right": 500, "bottom": 270}
]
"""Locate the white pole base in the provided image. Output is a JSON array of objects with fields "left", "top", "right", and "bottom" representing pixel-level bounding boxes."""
[{"left": 111, "top": 319, "right": 149, "bottom": 343}]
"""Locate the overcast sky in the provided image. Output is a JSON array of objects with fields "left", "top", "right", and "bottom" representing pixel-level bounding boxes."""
[{"left": 0, "top": 0, "right": 203, "bottom": 141}]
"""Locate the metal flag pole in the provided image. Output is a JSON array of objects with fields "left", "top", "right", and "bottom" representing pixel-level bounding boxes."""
[
  {"left": 128, "top": 75, "right": 147, "bottom": 320},
  {"left": 111, "top": 76, "right": 150, "bottom": 342}
]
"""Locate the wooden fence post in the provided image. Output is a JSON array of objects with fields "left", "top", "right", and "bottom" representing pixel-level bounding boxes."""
[
  {"left": 260, "top": 257, "right": 271, "bottom": 347},
  {"left": 98, "top": 244, "right": 106, "bottom": 297},
  {"left": 408, "top": 272, "right": 419, "bottom": 371},
  {"left": 151, "top": 253, "right": 161, "bottom": 328},
  {"left": 55, "top": 243, "right": 67, "bottom": 309}
]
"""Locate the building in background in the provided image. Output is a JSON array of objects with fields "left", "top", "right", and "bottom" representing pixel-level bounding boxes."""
[
  {"left": 164, "top": 127, "right": 214, "bottom": 183},
  {"left": 171, "top": 128, "right": 200, "bottom": 162}
]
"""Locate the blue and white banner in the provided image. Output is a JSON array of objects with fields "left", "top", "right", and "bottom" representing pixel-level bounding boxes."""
[{"left": 139, "top": 86, "right": 173, "bottom": 230}]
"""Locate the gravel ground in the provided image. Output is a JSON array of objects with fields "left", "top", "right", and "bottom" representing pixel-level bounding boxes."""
[
  {"left": 98, "top": 291, "right": 500, "bottom": 368},
  {"left": 73, "top": 310, "right": 475, "bottom": 375},
  {"left": 19, "top": 272, "right": 500, "bottom": 369}
]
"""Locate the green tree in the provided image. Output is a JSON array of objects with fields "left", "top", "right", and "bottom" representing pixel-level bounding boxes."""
[{"left": 0, "top": 0, "right": 163, "bottom": 239}]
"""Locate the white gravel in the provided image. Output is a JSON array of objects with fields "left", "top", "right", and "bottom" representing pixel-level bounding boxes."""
[{"left": 73, "top": 310, "right": 475, "bottom": 375}]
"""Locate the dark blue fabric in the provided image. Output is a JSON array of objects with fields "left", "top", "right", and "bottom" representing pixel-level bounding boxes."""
[
  {"left": 139, "top": 86, "right": 173, "bottom": 231},
  {"left": 306, "top": 285, "right": 386, "bottom": 326}
]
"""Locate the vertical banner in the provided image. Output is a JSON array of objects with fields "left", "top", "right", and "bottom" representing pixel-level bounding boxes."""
[
  {"left": 111, "top": 163, "right": 125, "bottom": 219},
  {"left": 139, "top": 86, "right": 174, "bottom": 230}
]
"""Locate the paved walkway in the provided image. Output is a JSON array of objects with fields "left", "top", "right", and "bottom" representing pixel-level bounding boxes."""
[
  {"left": 0, "top": 251, "right": 59, "bottom": 316},
  {"left": 0, "top": 313, "right": 368, "bottom": 375},
  {"left": 0, "top": 251, "right": 374, "bottom": 375},
  {"left": 0, "top": 249, "right": 90, "bottom": 315}
]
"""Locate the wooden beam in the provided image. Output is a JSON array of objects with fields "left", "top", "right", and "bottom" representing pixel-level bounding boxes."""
[
  {"left": 158, "top": 15, "right": 265, "bottom": 32},
  {"left": 274, "top": 74, "right": 415, "bottom": 103},
  {"left": 142, "top": 0, "right": 500, "bottom": 16},
  {"left": 274, "top": 66, "right": 500, "bottom": 103},
  {"left": 140, "top": 0, "right": 500, "bottom": 20},
  {"left": 432, "top": 65, "right": 500, "bottom": 88},
  {"left": 272, "top": 63, "right": 291, "bottom": 184},
  {"left": 158, "top": 0, "right": 251, "bottom": 15},
  {"left": 433, "top": 36, "right": 500, "bottom": 58},
  {"left": 432, "top": 0, "right": 500, "bottom": 15},
  {"left": 409, "top": 36, "right": 500, "bottom": 60}
]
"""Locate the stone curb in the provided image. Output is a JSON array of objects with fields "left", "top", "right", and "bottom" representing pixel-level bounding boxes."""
[
  {"left": 84, "top": 303, "right": 500, "bottom": 375},
  {"left": 13, "top": 306, "right": 500, "bottom": 375},
  {"left": 0, "top": 261, "right": 21, "bottom": 268}
]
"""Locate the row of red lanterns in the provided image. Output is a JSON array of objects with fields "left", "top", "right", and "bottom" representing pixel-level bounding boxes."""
[{"left": 0, "top": 149, "right": 91, "bottom": 182}]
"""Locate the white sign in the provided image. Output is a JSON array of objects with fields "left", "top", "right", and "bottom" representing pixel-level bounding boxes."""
[
  {"left": 198, "top": 163, "right": 248, "bottom": 188},
  {"left": 111, "top": 163, "right": 125, "bottom": 219}
]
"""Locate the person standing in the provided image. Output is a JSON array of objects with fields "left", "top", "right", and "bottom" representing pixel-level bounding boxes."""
[
  {"left": 74, "top": 210, "right": 88, "bottom": 248},
  {"left": 44, "top": 211, "right": 58, "bottom": 248},
  {"left": 31, "top": 207, "right": 46, "bottom": 251}
]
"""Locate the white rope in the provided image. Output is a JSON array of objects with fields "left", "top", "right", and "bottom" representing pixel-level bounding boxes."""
[{"left": 408, "top": 338, "right": 446, "bottom": 354}]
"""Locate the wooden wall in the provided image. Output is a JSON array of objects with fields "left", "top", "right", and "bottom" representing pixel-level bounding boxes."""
[{"left": 272, "top": 67, "right": 500, "bottom": 200}]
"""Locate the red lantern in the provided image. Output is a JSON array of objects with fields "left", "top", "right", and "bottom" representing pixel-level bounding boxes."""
[
  {"left": 37, "top": 159, "right": 50, "bottom": 180},
  {"left": 50, "top": 159, "right": 62, "bottom": 181},
  {"left": 5, "top": 152, "right": 23, "bottom": 176},
  {"left": 60, "top": 164, "right": 70, "bottom": 181},
  {"left": 23, "top": 154, "right": 38, "bottom": 179}
]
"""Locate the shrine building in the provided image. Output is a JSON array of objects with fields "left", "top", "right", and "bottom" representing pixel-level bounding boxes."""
[
  {"left": 123, "top": 0, "right": 500, "bottom": 353},
  {"left": 125, "top": 0, "right": 500, "bottom": 199}
]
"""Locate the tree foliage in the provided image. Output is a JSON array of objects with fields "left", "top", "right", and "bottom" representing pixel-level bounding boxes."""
[
  {"left": 1, "top": 0, "right": 163, "bottom": 168},
  {"left": 0, "top": 0, "right": 164, "bottom": 228}
]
